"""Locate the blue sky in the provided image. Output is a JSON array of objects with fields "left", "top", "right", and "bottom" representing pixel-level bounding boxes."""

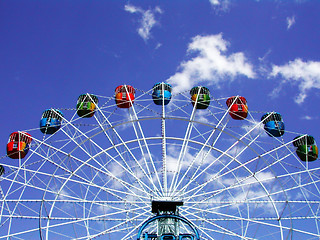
[
  {"left": 1, "top": 0, "right": 319, "bottom": 139},
  {"left": 1, "top": 0, "right": 320, "bottom": 239}
]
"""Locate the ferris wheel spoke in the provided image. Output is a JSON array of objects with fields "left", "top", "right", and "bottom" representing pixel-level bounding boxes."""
[
  {"left": 42, "top": 201, "right": 148, "bottom": 222},
  {"left": 77, "top": 224, "right": 138, "bottom": 240},
  {"left": 186, "top": 204, "right": 302, "bottom": 239},
  {"left": 41, "top": 203, "right": 149, "bottom": 239},
  {"left": 94, "top": 104, "right": 161, "bottom": 196},
  {"left": 0, "top": 224, "right": 42, "bottom": 239},
  {"left": 135, "top": 102, "right": 159, "bottom": 116},
  {"left": 183, "top": 163, "right": 283, "bottom": 212},
  {"left": 183, "top": 164, "right": 287, "bottom": 238},
  {"left": 255, "top": 153, "right": 320, "bottom": 228},
  {"left": 32, "top": 134, "right": 153, "bottom": 204},
  {"left": 198, "top": 223, "right": 256, "bottom": 240},
  {"left": 179, "top": 120, "right": 264, "bottom": 201},
  {"left": 166, "top": 101, "right": 191, "bottom": 116},
  {"left": 181, "top": 135, "right": 295, "bottom": 202},
  {"left": 129, "top": 103, "right": 163, "bottom": 196},
  {"left": 206, "top": 152, "right": 320, "bottom": 204},
  {"left": 41, "top": 155, "right": 150, "bottom": 239},
  {"left": 184, "top": 165, "right": 279, "bottom": 202},
  {"left": 47, "top": 154, "right": 148, "bottom": 201},
  {"left": 206, "top": 104, "right": 226, "bottom": 123},
  {"left": 169, "top": 98, "right": 199, "bottom": 195},
  {"left": 161, "top": 104, "right": 168, "bottom": 195},
  {"left": 175, "top": 114, "right": 231, "bottom": 194},
  {"left": 64, "top": 205, "right": 149, "bottom": 239},
  {"left": 0, "top": 154, "right": 57, "bottom": 236},
  {"left": 0, "top": 173, "right": 148, "bottom": 213},
  {"left": 0, "top": 186, "right": 13, "bottom": 226},
  {"left": 197, "top": 225, "right": 250, "bottom": 240},
  {"left": 188, "top": 176, "right": 320, "bottom": 222},
  {"left": 292, "top": 165, "right": 320, "bottom": 229},
  {"left": 3, "top": 86, "right": 320, "bottom": 239},
  {"left": 92, "top": 113, "right": 155, "bottom": 196},
  {"left": 120, "top": 220, "right": 145, "bottom": 240},
  {"left": 182, "top": 209, "right": 257, "bottom": 239},
  {"left": 1, "top": 164, "right": 48, "bottom": 197},
  {"left": 196, "top": 216, "right": 281, "bottom": 240},
  {"left": 129, "top": 87, "right": 162, "bottom": 183},
  {"left": 31, "top": 156, "right": 149, "bottom": 206}
]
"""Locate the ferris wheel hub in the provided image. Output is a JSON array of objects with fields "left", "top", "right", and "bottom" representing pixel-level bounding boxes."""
[{"left": 151, "top": 200, "right": 184, "bottom": 215}]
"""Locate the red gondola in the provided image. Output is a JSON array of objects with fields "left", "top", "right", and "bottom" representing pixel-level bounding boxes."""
[
  {"left": 115, "top": 85, "right": 135, "bottom": 108},
  {"left": 226, "top": 96, "right": 248, "bottom": 120},
  {"left": 7, "top": 132, "right": 32, "bottom": 159}
]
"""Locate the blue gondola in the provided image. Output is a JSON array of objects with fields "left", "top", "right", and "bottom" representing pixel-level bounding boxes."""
[
  {"left": 40, "top": 109, "right": 63, "bottom": 134},
  {"left": 152, "top": 82, "right": 172, "bottom": 105},
  {"left": 261, "top": 112, "right": 285, "bottom": 137}
]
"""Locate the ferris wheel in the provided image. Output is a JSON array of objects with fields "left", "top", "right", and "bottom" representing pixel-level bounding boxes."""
[{"left": 0, "top": 83, "right": 319, "bottom": 240}]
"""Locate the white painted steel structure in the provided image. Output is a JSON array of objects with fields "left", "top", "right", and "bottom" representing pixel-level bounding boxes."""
[{"left": 0, "top": 86, "right": 319, "bottom": 239}]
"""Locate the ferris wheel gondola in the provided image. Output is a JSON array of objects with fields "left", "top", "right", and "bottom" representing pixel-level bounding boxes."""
[{"left": 0, "top": 83, "right": 319, "bottom": 239}]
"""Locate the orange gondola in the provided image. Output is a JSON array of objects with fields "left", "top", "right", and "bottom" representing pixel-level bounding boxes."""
[
  {"left": 226, "top": 96, "right": 248, "bottom": 120},
  {"left": 115, "top": 85, "right": 135, "bottom": 108},
  {"left": 7, "top": 131, "right": 32, "bottom": 159}
]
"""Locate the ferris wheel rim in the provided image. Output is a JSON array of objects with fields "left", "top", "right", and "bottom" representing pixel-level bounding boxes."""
[{"left": 1, "top": 86, "right": 320, "bottom": 239}]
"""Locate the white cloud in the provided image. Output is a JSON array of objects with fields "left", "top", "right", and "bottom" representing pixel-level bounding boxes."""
[
  {"left": 258, "top": 49, "right": 272, "bottom": 62},
  {"left": 241, "top": 119, "right": 265, "bottom": 138},
  {"left": 124, "top": 4, "right": 140, "bottom": 13},
  {"left": 155, "top": 42, "right": 162, "bottom": 50},
  {"left": 166, "top": 34, "right": 255, "bottom": 93},
  {"left": 270, "top": 58, "right": 320, "bottom": 104},
  {"left": 287, "top": 16, "right": 296, "bottom": 30},
  {"left": 209, "top": 0, "right": 231, "bottom": 12},
  {"left": 139, "top": 10, "right": 157, "bottom": 40},
  {"left": 301, "top": 115, "right": 317, "bottom": 120},
  {"left": 218, "top": 171, "right": 279, "bottom": 213},
  {"left": 243, "top": 171, "right": 275, "bottom": 185},
  {"left": 166, "top": 144, "right": 216, "bottom": 175},
  {"left": 154, "top": 6, "right": 163, "bottom": 14},
  {"left": 210, "top": 0, "right": 220, "bottom": 5},
  {"left": 124, "top": 4, "right": 162, "bottom": 41},
  {"left": 194, "top": 110, "right": 210, "bottom": 124}
]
